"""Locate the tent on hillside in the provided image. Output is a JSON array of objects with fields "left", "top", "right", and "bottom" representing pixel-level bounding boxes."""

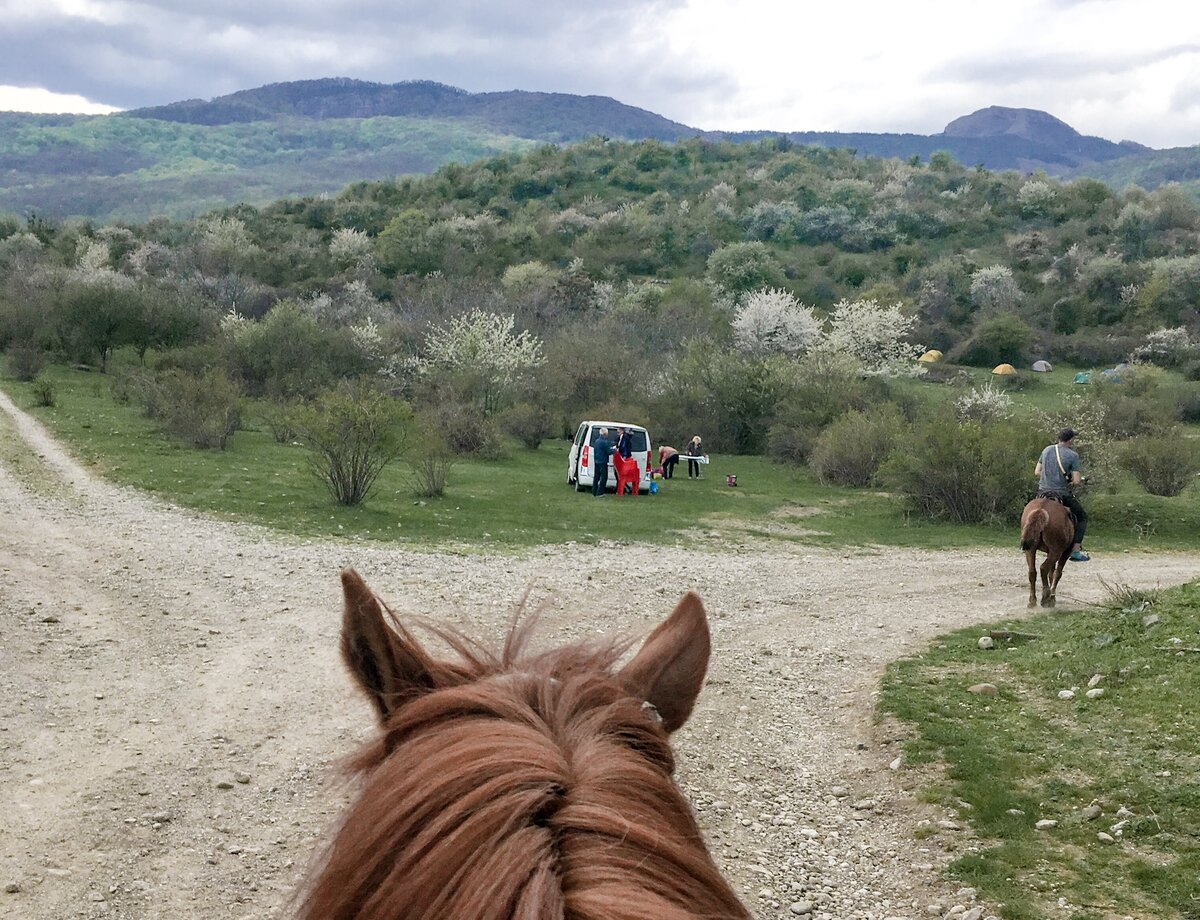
[
  {"left": 1032, "top": 360, "right": 1053, "bottom": 372},
  {"left": 992, "top": 363, "right": 1017, "bottom": 376},
  {"left": 918, "top": 349, "right": 943, "bottom": 363},
  {"left": 1073, "top": 372, "right": 1090, "bottom": 384}
]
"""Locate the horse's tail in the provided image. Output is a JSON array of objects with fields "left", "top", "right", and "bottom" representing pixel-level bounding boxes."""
[{"left": 1020, "top": 507, "right": 1049, "bottom": 552}]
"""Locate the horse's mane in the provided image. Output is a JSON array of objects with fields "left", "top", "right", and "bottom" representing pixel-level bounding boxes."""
[{"left": 297, "top": 607, "right": 748, "bottom": 920}]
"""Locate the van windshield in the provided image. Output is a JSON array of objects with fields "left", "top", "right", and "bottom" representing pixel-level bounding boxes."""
[{"left": 590, "top": 428, "right": 648, "bottom": 451}]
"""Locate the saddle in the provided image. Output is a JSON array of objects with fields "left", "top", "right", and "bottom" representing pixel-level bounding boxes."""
[{"left": 1036, "top": 491, "right": 1078, "bottom": 538}]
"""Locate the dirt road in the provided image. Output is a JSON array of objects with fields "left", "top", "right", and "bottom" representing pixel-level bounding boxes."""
[{"left": 2, "top": 390, "right": 1195, "bottom": 920}]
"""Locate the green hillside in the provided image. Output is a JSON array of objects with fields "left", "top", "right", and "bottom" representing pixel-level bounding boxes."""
[
  {"left": 2, "top": 78, "right": 1195, "bottom": 222},
  {"left": 0, "top": 111, "right": 536, "bottom": 220},
  {"left": 1069, "top": 145, "right": 1200, "bottom": 199}
]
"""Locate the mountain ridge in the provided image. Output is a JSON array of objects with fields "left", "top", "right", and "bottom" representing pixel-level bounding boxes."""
[{"left": 1, "top": 78, "right": 1195, "bottom": 221}]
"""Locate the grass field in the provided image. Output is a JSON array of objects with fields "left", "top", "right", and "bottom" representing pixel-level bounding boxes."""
[
  {"left": 881, "top": 579, "right": 1200, "bottom": 919},
  {"left": 1, "top": 361, "right": 1198, "bottom": 552}
]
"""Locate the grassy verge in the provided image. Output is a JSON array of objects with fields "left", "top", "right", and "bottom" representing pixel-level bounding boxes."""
[
  {"left": 1, "top": 364, "right": 1198, "bottom": 551},
  {"left": 0, "top": 395, "right": 62, "bottom": 496},
  {"left": 880, "top": 580, "right": 1200, "bottom": 919}
]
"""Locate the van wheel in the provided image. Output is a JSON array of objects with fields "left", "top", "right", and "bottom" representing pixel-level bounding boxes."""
[{"left": 574, "top": 463, "right": 588, "bottom": 491}]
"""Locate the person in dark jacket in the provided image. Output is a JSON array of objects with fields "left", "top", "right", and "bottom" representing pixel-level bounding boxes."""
[
  {"left": 592, "top": 427, "right": 612, "bottom": 497},
  {"left": 685, "top": 435, "right": 703, "bottom": 479},
  {"left": 616, "top": 426, "right": 632, "bottom": 459}
]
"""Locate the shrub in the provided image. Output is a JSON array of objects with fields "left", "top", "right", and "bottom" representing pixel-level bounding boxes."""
[
  {"left": 500, "top": 401, "right": 554, "bottom": 449},
  {"left": 112, "top": 366, "right": 162, "bottom": 414},
  {"left": 292, "top": 381, "right": 411, "bottom": 506},
  {"left": 954, "top": 382, "right": 1013, "bottom": 422},
  {"left": 433, "top": 400, "right": 504, "bottom": 459},
  {"left": 881, "top": 416, "right": 1041, "bottom": 523},
  {"left": 153, "top": 368, "right": 243, "bottom": 449},
  {"left": 809, "top": 405, "right": 905, "bottom": 486},
  {"left": 766, "top": 421, "right": 820, "bottom": 466},
  {"left": 30, "top": 377, "right": 56, "bottom": 408},
  {"left": 7, "top": 344, "right": 46, "bottom": 382},
  {"left": 1118, "top": 432, "right": 1200, "bottom": 497},
  {"left": 1180, "top": 359, "right": 1200, "bottom": 382},
  {"left": 785, "top": 347, "right": 871, "bottom": 429},
  {"left": 258, "top": 398, "right": 300, "bottom": 444},
  {"left": 410, "top": 440, "right": 454, "bottom": 498},
  {"left": 1172, "top": 384, "right": 1200, "bottom": 423},
  {"left": 954, "top": 312, "right": 1032, "bottom": 368},
  {"left": 1084, "top": 369, "right": 1175, "bottom": 440}
]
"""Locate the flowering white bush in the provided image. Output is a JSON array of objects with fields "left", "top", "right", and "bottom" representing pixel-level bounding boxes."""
[
  {"left": 732, "top": 288, "right": 822, "bottom": 356},
  {"left": 349, "top": 317, "right": 384, "bottom": 363},
  {"left": 329, "top": 227, "right": 373, "bottom": 268},
  {"left": 219, "top": 308, "right": 250, "bottom": 339},
  {"left": 548, "top": 207, "right": 595, "bottom": 236},
  {"left": 424, "top": 309, "right": 545, "bottom": 416},
  {"left": 970, "top": 265, "right": 1022, "bottom": 311},
  {"left": 824, "top": 298, "right": 922, "bottom": 375},
  {"left": 1018, "top": 178, "right": 1058, "bottom": 215},
  {"left": 501, "top": 261, "right": 558, "bottom": 298},
  {"left": 1132, "top": 326, "right": 1194, "bottom": 366},
  {"left": 73, "top": 240, "right": 131, "bottom": 288},
  {"left": 126, "top": 241, "right": 175, "bottom": 278},
  {"left": 955, "top": 382, "right": 1013, "bottom": 423}
]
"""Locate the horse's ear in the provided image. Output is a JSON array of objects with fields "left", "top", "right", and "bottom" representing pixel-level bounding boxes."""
[
  {"left": 618, "top": 591, "right": 711, "bottom": 733},
  {"left": 340, "top": 569, "right": 437, "bottom": 722}
]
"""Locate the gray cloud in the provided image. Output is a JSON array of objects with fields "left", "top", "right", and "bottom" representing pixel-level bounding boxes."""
[
  {"left": 0, "top": 0, "right": 724, "bottom": 116},
  {"left": 932, "top": 43, "right": 1200, "bottom": 87}
]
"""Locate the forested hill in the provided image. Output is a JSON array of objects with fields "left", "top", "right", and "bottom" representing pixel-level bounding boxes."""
[
  {"left": 128, "top": 78, "right": 697, "bottom": 142},
  {"left": 1, "top": 78, "right": 1196, "bottom": 222}
]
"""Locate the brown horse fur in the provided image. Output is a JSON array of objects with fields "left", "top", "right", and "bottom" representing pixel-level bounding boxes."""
[
  {"left": 611, "top": 451, "right": 641, "bottom": 497},
  {"left": 1019, "top": 498, "right": 1074, "bottom": 608},
  {"left": 295, "top": 569, "right": 750, "bottom": 920}
]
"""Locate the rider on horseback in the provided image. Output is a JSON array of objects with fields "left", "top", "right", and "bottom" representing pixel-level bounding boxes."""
[{"left": 1035, "top": 427, "right": 1089, "bottom": 562}]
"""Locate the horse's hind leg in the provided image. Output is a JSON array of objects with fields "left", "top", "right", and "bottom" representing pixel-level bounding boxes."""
[
  {"left": 1048, "top": 554, "right": 1069, "bottom": 606},
  {"left": 1040, "top": 556, "right": 1057, "bottom": 607},
  {"left": 1026, "top": 551, "right": 1038, "bottom": 607}
]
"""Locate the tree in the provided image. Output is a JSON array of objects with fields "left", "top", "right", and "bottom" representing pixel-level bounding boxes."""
[
  {"left": 292, "top": 381, "right": 411, "bottom": 506},
  {"left": 825, "top": 298, "right": 921, "bottom": 374},
  {"left": 423, "top": 309, "right": 544, "bottom": 416},
  {"left": 59, "top": 282, "right": 140, "bottom": 372},
  {"left": 705, "top": 242, "right": 785, "bottom": 293},
  {"left": 732, "top": 288, "right": 822, "bottom": 356},
  {"left": 969, "top": 265, "right": 1022, "bottom": 312},
  {"left": 957, "top": 312, "right": 1032, "bottom": 367}
]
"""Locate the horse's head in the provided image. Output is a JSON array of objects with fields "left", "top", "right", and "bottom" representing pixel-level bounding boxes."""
[{"left": 297, "top": 569, "right": 748, "bottom": 920}]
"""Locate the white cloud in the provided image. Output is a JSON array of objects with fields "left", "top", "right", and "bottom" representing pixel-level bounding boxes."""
[{"left": 0, "top": 84, "right": 120, "bottom": 114}]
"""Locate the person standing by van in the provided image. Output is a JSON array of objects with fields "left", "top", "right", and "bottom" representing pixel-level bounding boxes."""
[
  {"left": 616, "top": 426, "right": 632, "bottom": 459},
  {"left": 659, "top": 444, "right": 680, "bottom": 479},
  {"left": 592, "top": 427, "right": 613, "bottom": 497},
  {"left": 685, "top": 435, "right": 703, "bottom": 479}
]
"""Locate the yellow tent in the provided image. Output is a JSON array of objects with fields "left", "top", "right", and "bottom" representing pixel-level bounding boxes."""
[
  {"left": 918, "top": 349, "right": 943, "bottom": 363},
  {"left": 992, "top": 363, "right": 1017, "bottom": 376}
]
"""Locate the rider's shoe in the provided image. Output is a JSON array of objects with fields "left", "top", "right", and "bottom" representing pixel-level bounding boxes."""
[{"left": 1069, "top": 549, "right": 1090, "bottom": 562}]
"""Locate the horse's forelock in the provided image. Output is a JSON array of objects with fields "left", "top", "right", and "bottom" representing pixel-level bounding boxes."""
[{"left": 299, "top": 623, "right": 747, "bottom": 919}]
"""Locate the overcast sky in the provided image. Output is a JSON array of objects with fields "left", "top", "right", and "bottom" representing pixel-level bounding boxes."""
[{"left": 1, "top": 0, "right": 1197, "bottom": 148}]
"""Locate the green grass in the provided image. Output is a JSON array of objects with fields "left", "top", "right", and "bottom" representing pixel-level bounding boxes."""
[
  {"left": 0, "top": 401, "right": 60, "bottom": 496},
  {"left": 881, "top": 580, "right": 1200, "bottom": 919},
  {"left": 2, "top": 362, "right": 1198, "bottom": 552}
]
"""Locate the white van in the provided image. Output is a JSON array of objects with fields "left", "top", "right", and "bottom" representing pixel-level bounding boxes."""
[{"left": 567, "top": 421, "right": 653, "bottom": 493}]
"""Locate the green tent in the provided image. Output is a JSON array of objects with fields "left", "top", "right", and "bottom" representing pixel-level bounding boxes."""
[{"left": 1073, "top": 372, "right": 1090, "bottom": 384}]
